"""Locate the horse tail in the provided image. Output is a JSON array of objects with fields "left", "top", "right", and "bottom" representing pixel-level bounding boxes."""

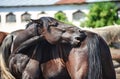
[
  {"left": 87, "top": 33, "right": 103, "bottom": 79},
  {"left": 0, "top": 35, "right": 15, "bottom": 79}
]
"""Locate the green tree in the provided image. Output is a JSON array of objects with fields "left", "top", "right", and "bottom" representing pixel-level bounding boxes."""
[
  {"left": 54, "top": 11, "right": 73, "bottom": 25},
  {"left": 54, "top": 11, "right": 68, "bottom": 22},
  {"left": 81, "top": 2, "right": 120, "bottom": 28}
]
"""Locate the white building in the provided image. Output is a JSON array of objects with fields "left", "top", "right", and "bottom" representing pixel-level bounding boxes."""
[{"left": 0, "top": 0, "right": 120, "bottom": 32}]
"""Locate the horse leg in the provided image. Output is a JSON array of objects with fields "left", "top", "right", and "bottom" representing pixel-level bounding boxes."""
[
  {"left": 9, "top": 53, "right": 30, "bottom": 79},
  {"left": 66, "top": 47, "right": 88, "bottom": 79},
  {"left": 22, "top": 44, "right": 43, "bottom": 79},
  {"left": 22, "top": 59, "right": 41, "bottom": 79}
]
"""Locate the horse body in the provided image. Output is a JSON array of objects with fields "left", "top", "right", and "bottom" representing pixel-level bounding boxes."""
[{"left": 39, "top": 41, "right": 71, "bottom": 79}]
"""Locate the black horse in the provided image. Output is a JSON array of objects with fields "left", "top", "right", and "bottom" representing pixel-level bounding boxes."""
[{"left": 10, "top": 17, "right": 115, "bottom": 79}]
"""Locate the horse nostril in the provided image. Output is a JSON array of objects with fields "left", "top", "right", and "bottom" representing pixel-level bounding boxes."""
[
  {"left": 62, "top": 29, "right": 66, "bottom": 33},
  {"left": 75, "top": 37, "right": 81, "bottom": 40}
]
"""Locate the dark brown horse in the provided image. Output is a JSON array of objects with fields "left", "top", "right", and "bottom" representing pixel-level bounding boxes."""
[
  {"left": 12, "top": 17, "right": 115, "bottom": 79},
  {"left": 1, "top": 17, "right": 83, "bottom": 79}
]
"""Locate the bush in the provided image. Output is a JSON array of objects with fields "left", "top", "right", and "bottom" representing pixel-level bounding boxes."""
[
  {"left": 116, "top": 19, "right": 120, "bottom": 24},
  {"left": 54, "top": 11, "right": 74, "bottom": 25},
  {"left": 81, "top": 2, "right": 119, "bottom": 28},
  {"left": 54, "top": 11, "right": 67, "bottom": 22}
]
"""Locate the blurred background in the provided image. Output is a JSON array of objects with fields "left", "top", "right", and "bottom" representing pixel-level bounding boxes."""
[
  {"left": 0, "top": 0, "right": 120, "bottom": 32},
  {"left": 0, "top": 0, "right": 120, "bottom": 79}
]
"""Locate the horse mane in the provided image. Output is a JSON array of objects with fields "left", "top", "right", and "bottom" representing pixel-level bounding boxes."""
[
  {"left": 25, "top": 21, "right": 34, "bottom": 29},
  {"left": 39, "top": 17, "right": 58, "bottom": 32},
  {"left": 25, "top": 21, "right": 39, "bottom": 35}
]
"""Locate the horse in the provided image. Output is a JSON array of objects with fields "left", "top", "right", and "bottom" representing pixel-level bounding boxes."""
[
  {"left": 12, "top": 17, "right": 115, "bottom": 79},
  {"left": 0, "top": 31, "right": 8, "bottom": 46},
  {"left": 1, "top": 17, "right": 83, "bottom": 79}
]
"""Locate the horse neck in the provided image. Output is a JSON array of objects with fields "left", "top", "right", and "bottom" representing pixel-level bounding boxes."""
[
  {"left": 26, "top": 25, "right": 38, "bottom": 37},
  {"left": 51, "top": 44, "right": 72, "bottom": 62}
]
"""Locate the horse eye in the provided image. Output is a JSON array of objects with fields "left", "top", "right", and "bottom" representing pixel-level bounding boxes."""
[
  {"left": 37, "top": 23, "right": 43, "bottom": 28},
  {"left": 50, "top": 22, "right": 58, "bottom": 27},
  {"left": 55, "top": 22, "right": 58, "bottom": 26}
]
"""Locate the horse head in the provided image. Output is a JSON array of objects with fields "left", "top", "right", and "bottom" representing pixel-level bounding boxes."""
[
  {"left": 61, "top": 28, "right": 86, "bottom": 47},
  {"left": 25, "top": 19, "right": 43, "bottom": 36},
  {"left": 31, "top": 17, "right": 86, "bottom": 46}
]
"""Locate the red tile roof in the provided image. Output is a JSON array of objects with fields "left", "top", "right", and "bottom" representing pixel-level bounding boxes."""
[{"left": 55, "top": 0, "right": 86, "bottom": 5}]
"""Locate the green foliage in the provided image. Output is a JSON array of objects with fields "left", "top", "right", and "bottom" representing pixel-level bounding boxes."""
[
  {"left": 116, "top": 19, "right": 120, "bottom": 24},
  {"left": 54, "top": 11, "right": 74, "bottom": 25},
  {"left": 54, "top": 11, "right": 67, "bottom": 22},
  {"left": 81, "top": 2, "right": 119, "bottom": 28}
]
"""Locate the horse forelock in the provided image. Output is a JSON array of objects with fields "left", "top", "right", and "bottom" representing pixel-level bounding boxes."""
[
  {"left": 39, "top": 17, "right": 57, "bottom": 32},
  {"left": 25, "top": 21, "right": 41, "bottom": 36}
]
